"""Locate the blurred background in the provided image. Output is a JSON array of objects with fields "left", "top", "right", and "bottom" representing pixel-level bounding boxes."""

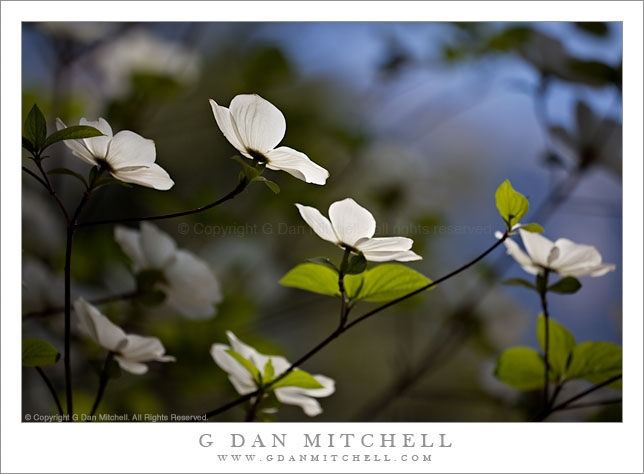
[{"left": 22, "top": 22, "right": 622, "bottom": 422}]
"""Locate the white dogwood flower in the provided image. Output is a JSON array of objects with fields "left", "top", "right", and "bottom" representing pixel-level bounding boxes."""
[
  {"left": 56, "top": 117, "right": 174, "bottom": 190},
  {"left": 211, "top": 331, "right": 335, "bottom": 417},
  {"left": 296, "top": 198, "right": 422, "bottom": 262},
  {"left": 114, "top": 223, "right": 222, "bottom": 319},
  {"left": 209, "top": 94, "right": 329, "bottom": 185},
  {"left": 73, "top": 297, "right": 175, "bottom": 374},
  {"left": 503, "top": 229, "right": 615, "bottom": 277}
]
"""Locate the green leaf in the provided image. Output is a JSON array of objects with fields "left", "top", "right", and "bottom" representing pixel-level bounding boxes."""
[
  {"left": 47, "top": 167, "right": 89, "bottom": 188},
  {"left": 503, "top": 278, "right": 537, "bottom": 290},
  {"left": 495, "top": 180, "right": 530, "bottom": 229},
  {"left": 24, "top": 104, "right": 47, "bottom": 151},
  {"left": 42, "top": 125, "right": 105, "bottom": 151},
  {"left": 280, "top": 262, "right": 431, "bottom": 303},
  {"left": 22, "top": 339, "right": 61, "bottom": 367},
  {"left": 536, "top": 314, "right": 576, "bottom": 376},
  {"left": 226, "top": 349, "right": 260, "bottom": 383},
  {"left": 271, "top": 370, "right": 324, "bottom": 390},
  {"left": 305, "top": 257, "right": 339, "bottom": 273},
  {"left": 22, "top": 137, "right": 35, "bottom": 154},
  {"left": 344, "top": 254, "right": 367, "bottom": 275},
  {"left": 519, "top": 223, "right": 544, "bottom": 233},
  {"left": 566, "top": 342, "right": 622, "bottom": 390},
  {"left": 279, "top": 263, "right": 340, "bottom": 297},
  {"left": 264, "top": 359, "right": 275, "bottom": 383},
  {"left": 344, "top": 264, "right": 431, "bottom": 303},
  {"left": 253, "top": 176, "right": 280, "bottom": 194},
  {"left": 494, "top": 347, "right": 554, "bottom": 391},
  {"left": 232, "top": 156, "right": 261, "bottom": 181},
  {"left": 548, "top": 276, "right": 582, "bottom": 294}
]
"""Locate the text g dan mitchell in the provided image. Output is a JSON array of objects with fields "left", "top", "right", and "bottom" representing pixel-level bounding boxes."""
[{"left": 198, "top": 432, "right": 453, "bottom": 449}]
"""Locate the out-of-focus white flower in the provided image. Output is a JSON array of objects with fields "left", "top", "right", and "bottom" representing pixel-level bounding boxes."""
[
  {"left": 92, "top": 29, "right": 201, "bottom": 98},
  {"left": 296, "top": 198, "right": 422, "bottom": 262},
  {"left": 114, "top": 223, "right": 222, "bottom": 319},
  {"left": 74, "top": 297, "right": 175, "bottom": 374},
  {"left": 209, "top": 94, "right": 329, "bottom": 185},
  {"left": 211, "top": 331, "right": 335, "bottom": 417},
  {"left": 503, "top": 229, "right": 615, "bottom": 277},
  {"left": 37, "top": 22, "right": 117, "bottom": 44},
  {"left": 56, "top": 117, "right": 174, "bottom": 190}
]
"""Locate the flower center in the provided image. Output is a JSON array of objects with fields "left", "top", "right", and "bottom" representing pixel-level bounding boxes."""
[{"left": 247, "top": 149, "right": 269, "bottom": 164}]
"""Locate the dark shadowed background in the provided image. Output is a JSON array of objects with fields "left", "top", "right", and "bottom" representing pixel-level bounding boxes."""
[{"left": 22, "top": 22, "right": 622, "bottom": 421}]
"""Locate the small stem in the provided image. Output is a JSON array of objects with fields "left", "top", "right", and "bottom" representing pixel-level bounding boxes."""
[
  {"left": 244, "top": 388, "right": 264, "bottom": 422},
  {"left": 34, "top": 367, "right": 64, "bottom": 417},
  {"left": 338, "top": 248, "right": 351, "bottom": 326},
  {"left": 560, "top": 398, "right": 622, "bottom": 411},
  {"left": 77, "top": 178, "right": 249, "bottom": 227},
  {"left": 538, "top": 270, "right": 551, "bottom": 410},
  {"left": 89, "top": 352, "right": 114, "bottom": 420},
  {"left": 23, "top": 159, "right": 71, "bottom": 225},
  {"left": 533, "top": 374, "right": 622, "bottom": 421},
  {"left": 63, "top": 178, "right": 97, "bottom": 419},
  {"left": 202, "top": 231, "right": 509, "bottom": 420},
  {"left": 23, "top": 291, "right": 139, "bottom": 319}
]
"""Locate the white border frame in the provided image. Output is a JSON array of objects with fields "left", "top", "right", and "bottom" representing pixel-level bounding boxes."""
[{"left": 2, "top": 2, "right": 642, "bottom": 473}]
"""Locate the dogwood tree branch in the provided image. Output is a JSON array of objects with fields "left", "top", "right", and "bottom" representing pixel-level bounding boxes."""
[
  {"left": 77, "top": 178, "right": 250, "bottom": 227},
  {"left": 23, "top": 291, "right": 139, "bottom": 319},
  {"left": 201, "top": 231, "right": 509, "bottom": 420},
  {"left": 89, "top": 352, "right": 115, "bottom": 420},
  {"left": 34, "top": 367, "right": 64, "bottom": 417},
  {"left": 533, "top": 374, "right": 622, "bottom": 421}
]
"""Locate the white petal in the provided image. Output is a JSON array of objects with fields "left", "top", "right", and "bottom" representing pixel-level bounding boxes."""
[
  {"left": 120, "top": 334, "right": 170, "bottom": 361},
  {"left": 328, "top": 198, "right": 376, "bottom": 247},
  {"left": 265, "top": 147, "right": 329, "bottom": 185},
  {"left": 305, "top": 374, "right": 336, "bottom": 397},
  {"left": 504, "top": 237, "right": 541, "bottom": 275},
  {"left": 114, "top": 356, "right": 149, "bottom": 375},
  {"left": 111, "top": 163, "right": 174, "bottom": 190},
  {"left": 106, "top": 130, "right": 156, "bottom": 168},
  {"left": 295, "top": 203, "right": 338, "bottom": 244},
  {"left": 586, "top": 263, "right": 616, "bottom": 277},
  {"left": 139, "top": 223, "right": 177, "bottom": 269},
  {"left": 73, "top": 297, "right": 127, "bottom": 352},
  {"left": 551, "top": 238, "right": 602, "bottom": 273},
  {"left": 356, "top": 236, "right": 413, "bottom": 252},
  {"left": 210, "top": 341, "right": 256, "bottom": 394},
  {"left": 114, "top": 226, "right": 146, "bottom": 270},
  {"left": 265, "top": 355, "right": 291, "bottom": 377},
  {"left": 162, "top": 250, "right": 221, "bottom": 319},
  {"left": 80, "top": 117, "right": 113, "bottom": 159},
  {"left": 55, "top": 118, "right": 98, "bottom": 165},
  {"left": 226, "top": 331, "right": 260, "bottom": 362},
  {"left": 229, "top": 94, "right": 286, "bottom": 153},
  {"left": 362, "top": 249, "right": 423, "bottom": 262},
  {"left": 519, "top": 229, "right": 555, "bottom": 268},
  {"left": 209, "top": 99, "right": 247, "bottom": 155},
  {"left": 274, "top": 387, "right": 323, "bottom": 416}
]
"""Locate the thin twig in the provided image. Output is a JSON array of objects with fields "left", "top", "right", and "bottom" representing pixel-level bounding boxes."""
[
  {"left": 77, "top": 178, "right": 249, "bottom": 227},
  {"left": 34, "top": 367, "right": 64, "bottom": 417},
  {"left": 23, "top": 291, "right": 138, "bottom": 319},
  {"left": 88, "top": 352, "right": 114, "bottom": 420}
]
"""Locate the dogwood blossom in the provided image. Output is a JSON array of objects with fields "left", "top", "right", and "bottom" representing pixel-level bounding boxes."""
[
  {"left": 114, "top": 223, "right": 222, "bottom": 319},
  {"left": 73, "top": 297, "right": 175, "bottom": 374},
  {"left": 296, "top": 198, "right": 422, "bottom": 262},
  {"left": 211, "top": 331, "right": 335, "bottom": 417},
  {"left": 209, "top": 94, "right": 329, "bottom": 185},
  {"left": 56, "top": 117, "right": 174, "bottom": 190},
  {"left": 503, "top": 229, "right": 615, "bottom": 277}
]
